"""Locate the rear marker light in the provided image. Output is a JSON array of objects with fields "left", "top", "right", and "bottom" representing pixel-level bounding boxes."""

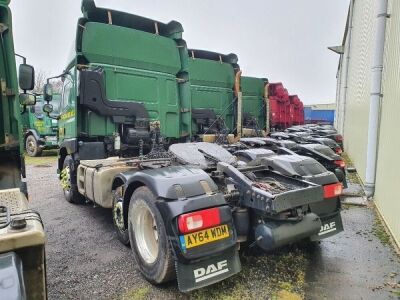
[
  {"left": 178, "top": 207, "right": 221, "bottom": 234},
  {"left": 324, "top": 183, "right": 343, "bottom": 198},
  {"left": 334, "top": 160, "right": 346, "bottom": 168}
]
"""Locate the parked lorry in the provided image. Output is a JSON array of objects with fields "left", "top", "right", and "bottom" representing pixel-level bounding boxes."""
[
  {"left": 240, "top": 76, "right": 267, "bottom": 136},
  {"left": 22, "top": 95, "right": 60, "bottom": 156},
  {"left": 41, "top": 0, "right": 331, "bottom": 292},
  {"left": 188, "top": 49, "right": 239, "bottom": 139},
  {"left": 0, "top": 0, "right": 46, "bottom": 298}
]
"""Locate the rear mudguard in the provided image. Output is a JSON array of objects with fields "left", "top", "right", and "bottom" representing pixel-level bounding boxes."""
[
  {"left": 115, "top": 166, "right": 240, "bottom": 291},
  {"left": 310, "top": 210, "right": 344, "bottom": 241},
  {"left": 25, "top": 129, "right": 40, "bottom": 142}
]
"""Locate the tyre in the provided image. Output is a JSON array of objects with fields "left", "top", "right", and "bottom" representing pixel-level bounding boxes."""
[
  {"left": 25, "top": 135, "right": 42, "bottom": 157},
  {"left": 60, "top": 155, "right": 85, "bottom": 204},
  {"left": 128, "top": 186, "right": 175, "bottom": 284},
  {"left": 112, "top": 188, "right": 130, "bottom": 245}
]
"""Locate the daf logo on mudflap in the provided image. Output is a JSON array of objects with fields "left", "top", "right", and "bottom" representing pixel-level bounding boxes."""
[
  {"left": 193, "top": 260, "right": 229, "bottom": 283},
  {"left": 318, "top": 221, "right": 336, "bottom": 236}
]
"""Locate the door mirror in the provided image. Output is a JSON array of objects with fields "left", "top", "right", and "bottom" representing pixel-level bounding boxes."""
[
  {"left": 19, "top": 93, "right": 36, "bottom": 106},
  {"left": 19, "top": 64, "right": 35, "bottom": 91},
  {"left": 43, "top": 83, "right": 53, "bottom": 102},
  {"left": 43, "top": 103, "right": 54, "bottom": 114}
]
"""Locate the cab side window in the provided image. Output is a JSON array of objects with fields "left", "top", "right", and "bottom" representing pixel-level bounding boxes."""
[{"left": 60, "top": 75, "right": 73, "bottom": 112}]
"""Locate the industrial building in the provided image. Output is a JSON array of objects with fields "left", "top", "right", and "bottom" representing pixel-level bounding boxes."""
[{"left": 334, "top": 0, "right": 400, "bottom": 246}]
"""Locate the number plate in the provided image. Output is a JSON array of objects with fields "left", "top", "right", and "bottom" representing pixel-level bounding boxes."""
[{"left": 180, "top": 225, "right": 229, "bottom": 250}]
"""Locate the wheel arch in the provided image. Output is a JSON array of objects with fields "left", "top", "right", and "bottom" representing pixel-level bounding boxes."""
[
  {"left": 121, "top": 180, "right": 146, "bottom": 230},
  {"left": 58, "top": 147, "right": 68, "bottom": 176},
  {"left": 24, "top": 129, "right": 40, "bottom": 141}
]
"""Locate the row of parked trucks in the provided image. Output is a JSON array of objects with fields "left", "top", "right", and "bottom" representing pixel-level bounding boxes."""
[{"left": 1, "top": 0, "right": 345, "bottom": 297}]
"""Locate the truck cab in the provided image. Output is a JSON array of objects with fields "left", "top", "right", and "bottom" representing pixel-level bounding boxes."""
[{"left": 22, "top": 95, "right": 60, "bottom": 156}]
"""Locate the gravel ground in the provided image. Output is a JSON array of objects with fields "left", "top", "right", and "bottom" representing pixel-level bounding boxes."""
[{"left": 26, "top": 155, "right": 400, "bottom": 300}]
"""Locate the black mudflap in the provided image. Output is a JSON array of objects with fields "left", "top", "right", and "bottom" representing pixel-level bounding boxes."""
[
  {"left": 176, "top": 248, "right": 241, "bottom": 292},
  {"left": 310, "top": 211, "right": 344, "bottom": 241}
]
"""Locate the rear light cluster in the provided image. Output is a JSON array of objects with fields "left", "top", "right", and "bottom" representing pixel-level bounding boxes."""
[
  {"left": 335, "top": 135, "right": 343, "bottom": 142},
  {"left": 178, "top": 207, "right": 221, "bottom": 234},
  {"left": 324, "top": 183, "right": 343, "bottom": 198},
  {"left": 334, "top": 160, "right": 346, "bottom": 168}
]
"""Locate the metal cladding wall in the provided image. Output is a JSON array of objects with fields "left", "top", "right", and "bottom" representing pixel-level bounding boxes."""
[
  {"left": 374, "top": 0, "right": 400, "bottom": 246},
  {"left": 339, "top": 0, "right": 376, "bottom": 182},
  {"left": 336, "top": 0, "right": 400, "bottom": 245}
]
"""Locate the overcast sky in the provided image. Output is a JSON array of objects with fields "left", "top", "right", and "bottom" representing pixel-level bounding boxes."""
[{"left": 10, "top": 0, "right": 349, "bottom": 104}]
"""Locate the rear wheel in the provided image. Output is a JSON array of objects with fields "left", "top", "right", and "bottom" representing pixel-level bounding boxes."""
[
  {"left": 128, "top": 186, "right": 175, "bottom": 284},
  {"left": 25, "top": 135, "right": 42, "bottom": 157},
  {"left": 113, "top": 187, "right": 130, "bottom": 245},
  {"left": 61, "top": 155, "right": 84, "bottom": 204}
]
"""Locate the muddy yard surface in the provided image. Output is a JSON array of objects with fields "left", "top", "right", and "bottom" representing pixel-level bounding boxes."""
[{"left": 26, "top": 156, "right": 400, "bottom": 300}]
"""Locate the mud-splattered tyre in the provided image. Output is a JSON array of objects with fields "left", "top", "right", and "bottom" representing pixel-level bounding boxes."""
[
  {"left": 112, "top": 189, "right": 130, "bottom": 246},
  {"left": 128, "top": 186, "right": 175, "bottom": 284},
  {"left": 61, "top": 155, "right": 85, "bottom": 204},
  {"left": 25, "top": 135, "right": 42, "bottom": 157}
]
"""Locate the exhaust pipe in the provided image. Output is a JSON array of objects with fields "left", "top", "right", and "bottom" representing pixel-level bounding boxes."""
[
  {"left": 234, "top": 70, "right": 242, "bottom": 140},
  {"left": 255, "top": 213, "right": 321, "bottom": 251}
]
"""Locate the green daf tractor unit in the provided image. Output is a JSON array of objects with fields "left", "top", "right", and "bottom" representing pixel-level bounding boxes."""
[
  {"left": 0, "top": 0, "right": 47, "bottom": 298},
  {"left": 188, "top": 49, "right": 240, "bottom": 141},
  {"left": 240, "top": 76, "right": 268, "bottom": 136},
  {"left": 22, "top": 95, "right": 60, "bottom": 156},
  {"left": 41, "top": 0, "right": 243, "bottom": 292}
]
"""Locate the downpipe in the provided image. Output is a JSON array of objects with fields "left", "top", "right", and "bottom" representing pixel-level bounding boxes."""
[{"left": 365, "top": 0, "right": 389, "bottom": 198}]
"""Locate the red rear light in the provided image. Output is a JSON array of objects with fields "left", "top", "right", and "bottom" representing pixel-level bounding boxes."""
[
  {"left": 334, "top": 160, "right": 346, "bottom": 168},
  {"left": 324, "top": 183, "right": 343, "bottom": 198},
  {"left": 178, "top": 208, "right": 221, "bottom": 234},
  {"left": 335, "top": 135, "right": 343, "bottom": 142},
  {"left": 336, "top": 148, "right": 343, "bottom": 154}
]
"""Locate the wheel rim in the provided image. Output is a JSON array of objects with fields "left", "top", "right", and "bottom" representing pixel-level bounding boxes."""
[
  {"left": 132, "top": 202, "right": 159, "bottom": 264},
  {"left": 60, "top": 166, "right": 71, "bottom": 196},
  {"left": 26, "top": 138, "right": 36, "bottom": 155},
  {"left": 113, "top": 201, "right": 125, "bottom": 231}
]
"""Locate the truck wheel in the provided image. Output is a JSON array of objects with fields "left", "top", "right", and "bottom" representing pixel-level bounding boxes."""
[
  {"left": 61, "top": 155, "right": 84, "bottom": 204},
  {"left": 112, "top": 190, "right": 130, "bottom": 245},
  {"left": 128, "top": 186, "right": 175, "bottom": 284},
  {"left": 25, "top": 135, "right": 42, "bottom": 157}
]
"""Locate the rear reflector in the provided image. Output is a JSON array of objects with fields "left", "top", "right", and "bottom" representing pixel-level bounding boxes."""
[
  {"left": 178, "top": 207, "right": 221, "bottom": 234},
  {"left": 334, "top": 160, "right": 346, "bottom": 168},
  {"left": 324, "top": 183, "right": 343, "bottom": 198}
]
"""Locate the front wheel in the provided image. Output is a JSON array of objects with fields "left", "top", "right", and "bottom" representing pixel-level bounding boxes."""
[
  {"left": 128, "top": 186, "right": 175, "bottom": 284},
  {"left": 60, "top": 155, "right": 85, "bottom": 204},
  {"left": 25, "top": 135, "right": 42, "bottom": 157}
]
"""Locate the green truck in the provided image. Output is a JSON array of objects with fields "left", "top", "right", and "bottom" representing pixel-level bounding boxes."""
[
  {"left": 41, "top": 0, "right": 329, "bottom": 292},
  {"left": 22, "top": 95, "right": 60, "bottom": 156},
  {"left": 0, "top": 0, "right": 46, "bottom": 298},
  {"left": 188, "top": 49, "right": 239, "bottom": 140},
  {"left": 240, "top": 76, "right": 268, "bottom": 136}
]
